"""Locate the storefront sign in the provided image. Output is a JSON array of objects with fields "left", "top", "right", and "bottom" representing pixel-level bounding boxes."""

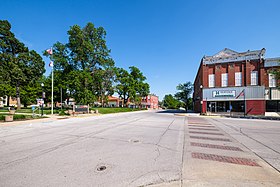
[{"left": 212, "top": 90, "right": 236, "bottom": 98}]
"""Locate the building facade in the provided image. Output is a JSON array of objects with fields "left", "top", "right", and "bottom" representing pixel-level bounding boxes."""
[
  {"left": 107, "top": 96, "right": 121, "bottom": 107},
  {"left": 193, "top": 48, "right": 280, "bottom": 115},
  {"left": 106, "top": 94, "right": 159, "bottom": 109},
  {"left": 141, "top": 94, "right": 159, "bottom": 109}
]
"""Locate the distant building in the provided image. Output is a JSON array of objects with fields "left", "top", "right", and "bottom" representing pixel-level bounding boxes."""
[
  {"left": 0, "top": 96, "right": 17, "bottom": 107},
  {"left": 141, "top": 94, "right": 159, "bottom": 109},
  {"left": 106, "top": 94, "right": 159, "bottom": 109},
  {"left": 193, "top": 48, "right": 280, "bottom": 115},
  {"left": 0, "top": 96, "right": 8, "bottom": 107},
  {"left": 107, "top": 96, "right": 122, "bottom": 107}
]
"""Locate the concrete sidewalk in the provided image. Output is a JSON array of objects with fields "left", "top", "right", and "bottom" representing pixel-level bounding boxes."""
[
  {"left": 0, "top": 113, "right": 100, "bottom": 126},
  {"left": 181, "top": 117, "right": 280, "bottom": 187}
]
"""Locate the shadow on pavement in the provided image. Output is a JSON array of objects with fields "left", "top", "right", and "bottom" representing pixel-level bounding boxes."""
[{"left": 157, "top": 109, "right": 188, "bottom": 114}]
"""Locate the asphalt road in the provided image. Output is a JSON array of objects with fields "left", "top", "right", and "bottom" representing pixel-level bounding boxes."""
[
  {"left": 0, "top": 111, "right": 186, "bottom": 187},
  {"left": 0, "top": 111, "right": 279, "bottom": 187}
]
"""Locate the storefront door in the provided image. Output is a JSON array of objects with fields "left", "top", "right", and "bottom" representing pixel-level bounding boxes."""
[{"left": 210, "top": 102, "right": 216, "bottom": 112}]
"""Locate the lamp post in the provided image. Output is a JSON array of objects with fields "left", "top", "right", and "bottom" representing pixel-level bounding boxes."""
[
  {"left": 41, "top": 83, "right": 45, "bottom": 116},
  {"left": 200, "top": 85, "right": 203, "bottom": 114}
]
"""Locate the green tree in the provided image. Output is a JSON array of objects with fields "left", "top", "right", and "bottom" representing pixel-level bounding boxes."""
[
  {"left": 174, "top": 81, "right": 193, "bottom": 111},
  {"left": 21, "top": 82, "right": 42, "bottom": 107},
  {"left": 116, "top": 66, "right": 150, "bottom": 106},
  {"left": 116, "top": 68, "right": 131, "bottom": 105},
  {"left": 0, "top": 20, "right": 45, "bottom": 109},
  {"left": 92, "top": 63, "right": 116, "bottom": 107},
  {"left": 162, "top": 94, "right": 181, "bottom": 109},
  {"left": 44, "top": 22, "right": 115, "bottom": 105}
]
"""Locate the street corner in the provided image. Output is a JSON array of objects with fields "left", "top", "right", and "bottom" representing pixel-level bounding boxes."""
[{"left": 182, "top": 116, "right": 280, "bottom": 186}]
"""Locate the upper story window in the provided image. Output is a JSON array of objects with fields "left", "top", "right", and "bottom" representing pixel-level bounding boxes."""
[
  {"left": 269, "top": 73, "right": 276, "bottom": 87},
  {"left": 251, "top": 71, "right": 258, "bottom": 86},
  {"left": 221, "top": 73, "right": 228, "bottom": 87},
  {"left": 209, "top": 74, "right": 215, "bottom": 88},
  {"left": 235, "top": 72, "right": 242, "bottom": 86}
]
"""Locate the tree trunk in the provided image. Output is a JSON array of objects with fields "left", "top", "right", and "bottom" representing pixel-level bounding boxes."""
[
  {"left": 16, "top": 82, "right": 21, "bottom": 110},
  {"left": 7, "top": 96, "right": 10, "bottom": 107},
  {"left": 124, "top": 95, "right": 128, "bottom": 107},
  {"left": 184, "top": 102, "right": 188, "bottom": 111}
]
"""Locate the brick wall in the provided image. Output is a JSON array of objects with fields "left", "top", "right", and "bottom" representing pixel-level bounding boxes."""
[
  {"left": 200, "top": 59, "right": 265, "bottom": 88},
  {"left": 193, "top": 62, "right": 203, "bottom": 112},
  {"left": 246, "top": 100, "right": 265, "bottom": 115}
]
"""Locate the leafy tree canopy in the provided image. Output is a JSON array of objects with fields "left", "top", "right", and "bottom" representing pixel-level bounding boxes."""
[
  {"left": 0, "top": 20, "right": 45, "bottom": 109},
  {"left": 162, "top": 94, "right": 181, "bottom": 109},
  {"left": 116, "top": 66, "right": 150, "bottom": 105},
  {"left": 174, "top": 81, "right": 193, "bottom": 110},
  {"left": 44, "top": 22, "right": 115, "bottom": 105}
]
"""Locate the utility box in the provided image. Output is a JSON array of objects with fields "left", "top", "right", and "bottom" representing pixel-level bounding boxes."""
[
  {"left": 9, "top": 110, "right": 16, "bottom": 115},
  {"left": 5, "top": 115, "right": 13, "bottom": 122}
]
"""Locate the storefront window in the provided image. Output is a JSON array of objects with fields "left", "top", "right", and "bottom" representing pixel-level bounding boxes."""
[
  {"left": 231, "top": 101, "right": 244, "bottom": 112},
  {"left": 266, "top": 100, "right": 280, "bottom": 112}
]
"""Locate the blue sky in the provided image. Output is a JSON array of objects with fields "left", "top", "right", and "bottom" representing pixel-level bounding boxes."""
[{"left": 2, "top": 0, "right": 280, "bottom": 100}]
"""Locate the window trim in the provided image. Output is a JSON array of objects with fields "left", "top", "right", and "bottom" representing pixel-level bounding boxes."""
[
  {"left": 235, "top": 72, "right": 242, "bottom": 86},
  {"left": 251, "top": 71, "right": 258, "bottom": 86},
  {"left": 221, "top": 73, "right": 228, "bottom": 87},
  {"left": 268, "top": 73, "right": 276, "bottom": 87},
  {"left": 209, "top": 74, "right": 215, "bottom": 88}
]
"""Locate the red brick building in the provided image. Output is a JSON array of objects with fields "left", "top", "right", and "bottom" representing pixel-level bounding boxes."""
[
  {"left": 141, "top": 94, "right": 159, "bottom": 109},
  {"left": 193, "top": 48, "right": 280, "bottom": 115},
  {"left": 106, "top": 94, "right": 159, "bottom": 109}
]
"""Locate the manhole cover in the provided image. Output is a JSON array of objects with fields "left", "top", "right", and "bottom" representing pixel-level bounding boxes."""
[
  {"left": 129, "top": 139, "right": 140, "bottom": 143},
  {"left": 96, "top": 165, "right": 107, "bottom": 171}
]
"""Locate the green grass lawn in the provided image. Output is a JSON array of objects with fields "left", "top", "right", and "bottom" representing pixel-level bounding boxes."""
[
  {"left": 0, "top": 114, "right": 38, "bottom": 121},
  {"left": 91, "top": 107, "right": 147, "bottom": 114},
  {"left": 0, "top": 107, "right": 146, "bottom": 116},
  {"left": 0, "top": 108, "right": 60, "bottom": 114}
]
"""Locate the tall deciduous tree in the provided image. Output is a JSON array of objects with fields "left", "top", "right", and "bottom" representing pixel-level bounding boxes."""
[
  {"left": 0, "top": 20, "right": 45, "bottom": 109},
  {"left": 116, "top": 66, "right": 150, "bottom": 106},
  {"left": 162, "top": 94, "right": 181, "bottom": 109},
  {"left": 44, "top": 22, "right": 115, "bottom": 105},
  {"left": 174, "top": 81, "right": 193, "bottom": 111}
]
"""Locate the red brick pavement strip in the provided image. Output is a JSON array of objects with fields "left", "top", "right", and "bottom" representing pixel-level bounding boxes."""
[
  {"left": 189, "top": 131, "right": 224, "bottom": 136},
  {"left": 190, "top": 136, "right": 231, "bottom": 142},
  {"left": 188, "top": 125, "right": 216, "bottom": 128},
  {"left": 191, "top": 152, "right": 260, "bottom": 166},
  {"left": 188, "top": 122, "right": 212, "bottom": 125},
  {"left": 189, "top": 127, "right": 220, "bottom": 131},
  {"left": 190, "top": 142, "right": 243, "bottom": 151}
]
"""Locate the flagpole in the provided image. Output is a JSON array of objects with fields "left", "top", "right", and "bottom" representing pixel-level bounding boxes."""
[
  {"left": 46, "top": 47, "right": 54, "bottom": 115},
  {"left": 51, "top": 47, "right": 54, "bottom": 115},
  {"left": 51, "top": 67, "right": 54, "bottom": 115}
]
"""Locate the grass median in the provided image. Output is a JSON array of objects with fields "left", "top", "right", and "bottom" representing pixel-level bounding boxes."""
[
  {"left": 91, "top": 107, "right": 147, "bottom": 114},
  {"left": 0, "top": 113, "right": 47, "bottom": 121}
]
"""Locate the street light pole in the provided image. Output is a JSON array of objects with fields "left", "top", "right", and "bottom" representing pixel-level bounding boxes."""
[
  {"left": 41, "top": 83, "right": 44, "bottom": 116},
  {"left": 200, "top": 85, "right": 203, "bottom": 114}
]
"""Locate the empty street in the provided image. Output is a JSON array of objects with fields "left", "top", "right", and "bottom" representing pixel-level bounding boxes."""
[{"left": 0, "top": 111, "right": 280, "bottom": 186}]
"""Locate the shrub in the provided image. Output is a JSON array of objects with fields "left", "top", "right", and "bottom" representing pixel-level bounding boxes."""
[
  {"left": 58, "top": 110, "right": 69, "bottom": 116},
  {"left": 13, "top": 114, "right": 27, "bottom": 120}
]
